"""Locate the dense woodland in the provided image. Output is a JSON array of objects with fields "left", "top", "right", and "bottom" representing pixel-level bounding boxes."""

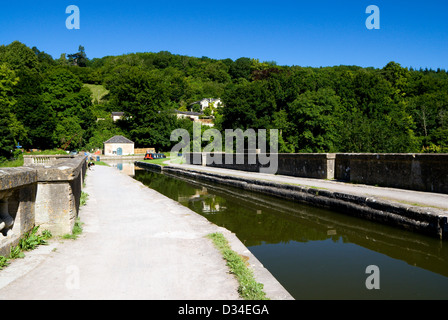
[{"left": 1, "top": 40, "right": 448, "bottom": 162}]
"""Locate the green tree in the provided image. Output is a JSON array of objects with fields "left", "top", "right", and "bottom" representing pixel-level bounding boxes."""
[
  {"left": 105, "top": 67, "right": 179, "bottom": 150},
  {"left": 0, "top": 41, "right": 54, "bottom": 150},
  {"left": 31, "top": 46, "right": 56, "bottom": 71},
  {"left": 409, "top": 91, "right": 448, "bottom": 151},
  {"left": 4, "top": 41, "right": 445, "bottom": 155},
  {"left": 53, "top": 117, "right": 84, "bottom": 150},
  {"left": 336, "top": 67, "right": 418, "bottom": 153},
  {"left": 381, "top": 61, "right": 411, "bottom": 98},
  {"left": 229, "top": 57, "right": 253, "bottom": 81},
  {"left": 41, "top": 67, "right": 95, "bottom": 148},
  {"left": 0, "top": 64, "right": 27, "bottom": 160},
  {"left": 205, "top": 61, "right": 231, "bottom": 83},
  {"left": 68, "top": 45, "right": 88, "bottom": 67},
  {"left": 285, "top": 88, "right": 341, "bottom": 153},
  {"left": 85, "top": 118, "right": 124, "bottom": 151},
  {"left": 220, "top": 80, "right": 276, "bottom": 131}
]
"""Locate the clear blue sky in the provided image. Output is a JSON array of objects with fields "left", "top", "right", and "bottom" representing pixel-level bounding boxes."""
[{"left": 1, "top": 0, "right": 447, "bottom": 70}]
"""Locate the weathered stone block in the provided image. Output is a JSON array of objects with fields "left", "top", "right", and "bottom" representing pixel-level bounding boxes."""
[
  {"left": 35, "top": 183, "right": 75, "bottom": 236},
  {"left": 32, "top": 156, "right": 86, "bottom": 236},
  {"left": 276, "top": 153, "right": 335, "bottom": 179},
  {"left": 0, "top": 167, "right": 37, "bottom": 192}
]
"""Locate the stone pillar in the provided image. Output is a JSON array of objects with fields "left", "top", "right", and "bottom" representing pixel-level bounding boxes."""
[{"left": 33, "top": 156, "right": 86, "bottom": 236}]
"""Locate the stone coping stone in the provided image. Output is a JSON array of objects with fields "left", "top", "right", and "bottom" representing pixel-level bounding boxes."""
[
  {"left": 186, "top": 152, "right": 336, "bottom": 157},
  {"left": 22, "top": 155, "right": 74, "bottom": 159},
  {"left": 0, "top": 167, "right": 37, "bottom": 192},
  {"left": 28, "top": 156, "right": 86, "bottom": 182},
  {"left": 0, "top": 156, "right": 86, "bottom": 192},
  {"left": 336, "top": 153, "right": 448, "bottom": 161}
]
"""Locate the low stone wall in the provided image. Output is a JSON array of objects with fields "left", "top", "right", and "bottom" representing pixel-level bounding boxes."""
[
  {"left": 0, "top": 167, "right": 38, "bottom": 257},
  {"left": 205, "top": 153, "right": 260, "bottom": 172},
  {"left": 184, "top": 153, "right": 335, "bottom": 179},
  {"left": 0, "top": 156, "right": 87, "bottom": 256},
  {"left": 185, "top": 153, "right": 448, "bottom": 194},
  {"left": 335, "top": 153, "right": 448, "bottom": 194},
  {"left": 23, "top": 155, "right": 75, "bottom": 166},
  {"left": 276, "top": 153, "right": 335, "bottom": 179}
]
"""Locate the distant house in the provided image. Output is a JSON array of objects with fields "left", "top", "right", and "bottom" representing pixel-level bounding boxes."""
[
  {"left": 175, "top": 110, "right": 215, "bottom": 127},
  {"left": 103, "top": 135, "right": 134, "bottom": 156},
  {"left": 111, "top": 112, "right": 125, "bottom": 122},
  {"left": 175, "top": 110, "right": 203, "bottom": 122},
  {"left": 190, "top": 98, "right": 223, "bottom": 112}
]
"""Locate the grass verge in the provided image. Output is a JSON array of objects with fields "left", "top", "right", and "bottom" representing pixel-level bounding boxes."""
[
  {"left": 0, "top": 157, "right": 24, "bottom": 168},
  {"left": 94, "top": 161, "right": 110, "bottom": 166},
  {"left": 207, "top": 232, "right": 269, "bottom": 300},
  {"left": 0, "top": 149, "right": 68, "bottom": 168},
  {"left": 0, "top": 226, "right": 52, "bottom": 270}
]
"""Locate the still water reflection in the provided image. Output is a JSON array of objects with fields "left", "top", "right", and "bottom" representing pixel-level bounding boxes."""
[{"left": 130, "top": 165, "right": 448, "bottom": 300}]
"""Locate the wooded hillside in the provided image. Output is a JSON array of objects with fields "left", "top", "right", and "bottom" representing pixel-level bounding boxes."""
[{"left": 1, "top": 41, "right": 447, "bottom": 161}]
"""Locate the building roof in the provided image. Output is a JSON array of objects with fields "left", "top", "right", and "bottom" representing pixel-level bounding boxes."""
[
  {"left": 104, "top": 135, "right": 134, "bottom": 144},
  {"left": 175, "top": 110, "right": 203, "bottom": 116}
]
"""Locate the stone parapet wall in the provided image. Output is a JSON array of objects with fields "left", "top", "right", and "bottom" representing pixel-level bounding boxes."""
[
  {"left": 184, "top": 152, "right": 448, "bottom": 194},
  {"left": 184, "top": 153, "right": 204, "bottom": 166},
  {"left": 0, "top": 156, "right": 87, "bottom": 256},
  {"left": 23, "top": 155, "right": 75, "bottom": 166},
  {"left": 276, "top": 153, "right": 335, "bottom": 179},
  {"left": 184, "top": 153, "right": 336, "bottom": 179},
  {"left": 335, "top": 153, "right": 448, "bottom": 194},
  {"left": 0, "top": 167, "right": 38, "bottom": 257}
]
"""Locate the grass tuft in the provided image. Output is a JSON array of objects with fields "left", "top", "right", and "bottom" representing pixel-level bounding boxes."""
[
  {"left": 62, "top": 218, "right": 84, "bottom": 240},
  {"left": 0, "top": 226, "right": 52, "bottom": 270},
  {"left": 80, "top": 191, "right": 89, "bottom": 207},
  {"left": 207, "top": 232, "right": 269, "bottom": 300}
]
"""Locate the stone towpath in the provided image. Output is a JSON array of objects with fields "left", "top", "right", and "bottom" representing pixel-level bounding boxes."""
[{"left": 0, "top": 165, "right": 293, "bottom": 300}]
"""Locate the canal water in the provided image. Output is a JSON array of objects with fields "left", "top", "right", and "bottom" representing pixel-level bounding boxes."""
[{"left": 113, "top": 162, "right": 448, "bottom": 300}]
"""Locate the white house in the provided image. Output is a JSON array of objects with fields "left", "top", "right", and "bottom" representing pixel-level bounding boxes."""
[
  {"left": 111, "top": 112, "right": 125, "bottom": 122},
  {"left": 191, "top": 98, "right": 223, "bottom": 112},
  {"left": 175, "top": 110, "right": 215, "bottom": 127},
  {"left": 176, "top": 110, "right": 202, "bottom": 122}
]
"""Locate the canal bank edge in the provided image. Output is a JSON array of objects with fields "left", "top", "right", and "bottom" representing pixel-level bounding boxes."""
[
  {"left": 132, "top": 161, "right": 295, "bottom": 300},
  {"left": 134, "top": 161, "right": 448, "bottom": 241}
]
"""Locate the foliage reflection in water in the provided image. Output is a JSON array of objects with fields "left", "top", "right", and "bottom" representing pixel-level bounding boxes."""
[{"left": 134, "top": 167, "right": 448, "bottom": 300}]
